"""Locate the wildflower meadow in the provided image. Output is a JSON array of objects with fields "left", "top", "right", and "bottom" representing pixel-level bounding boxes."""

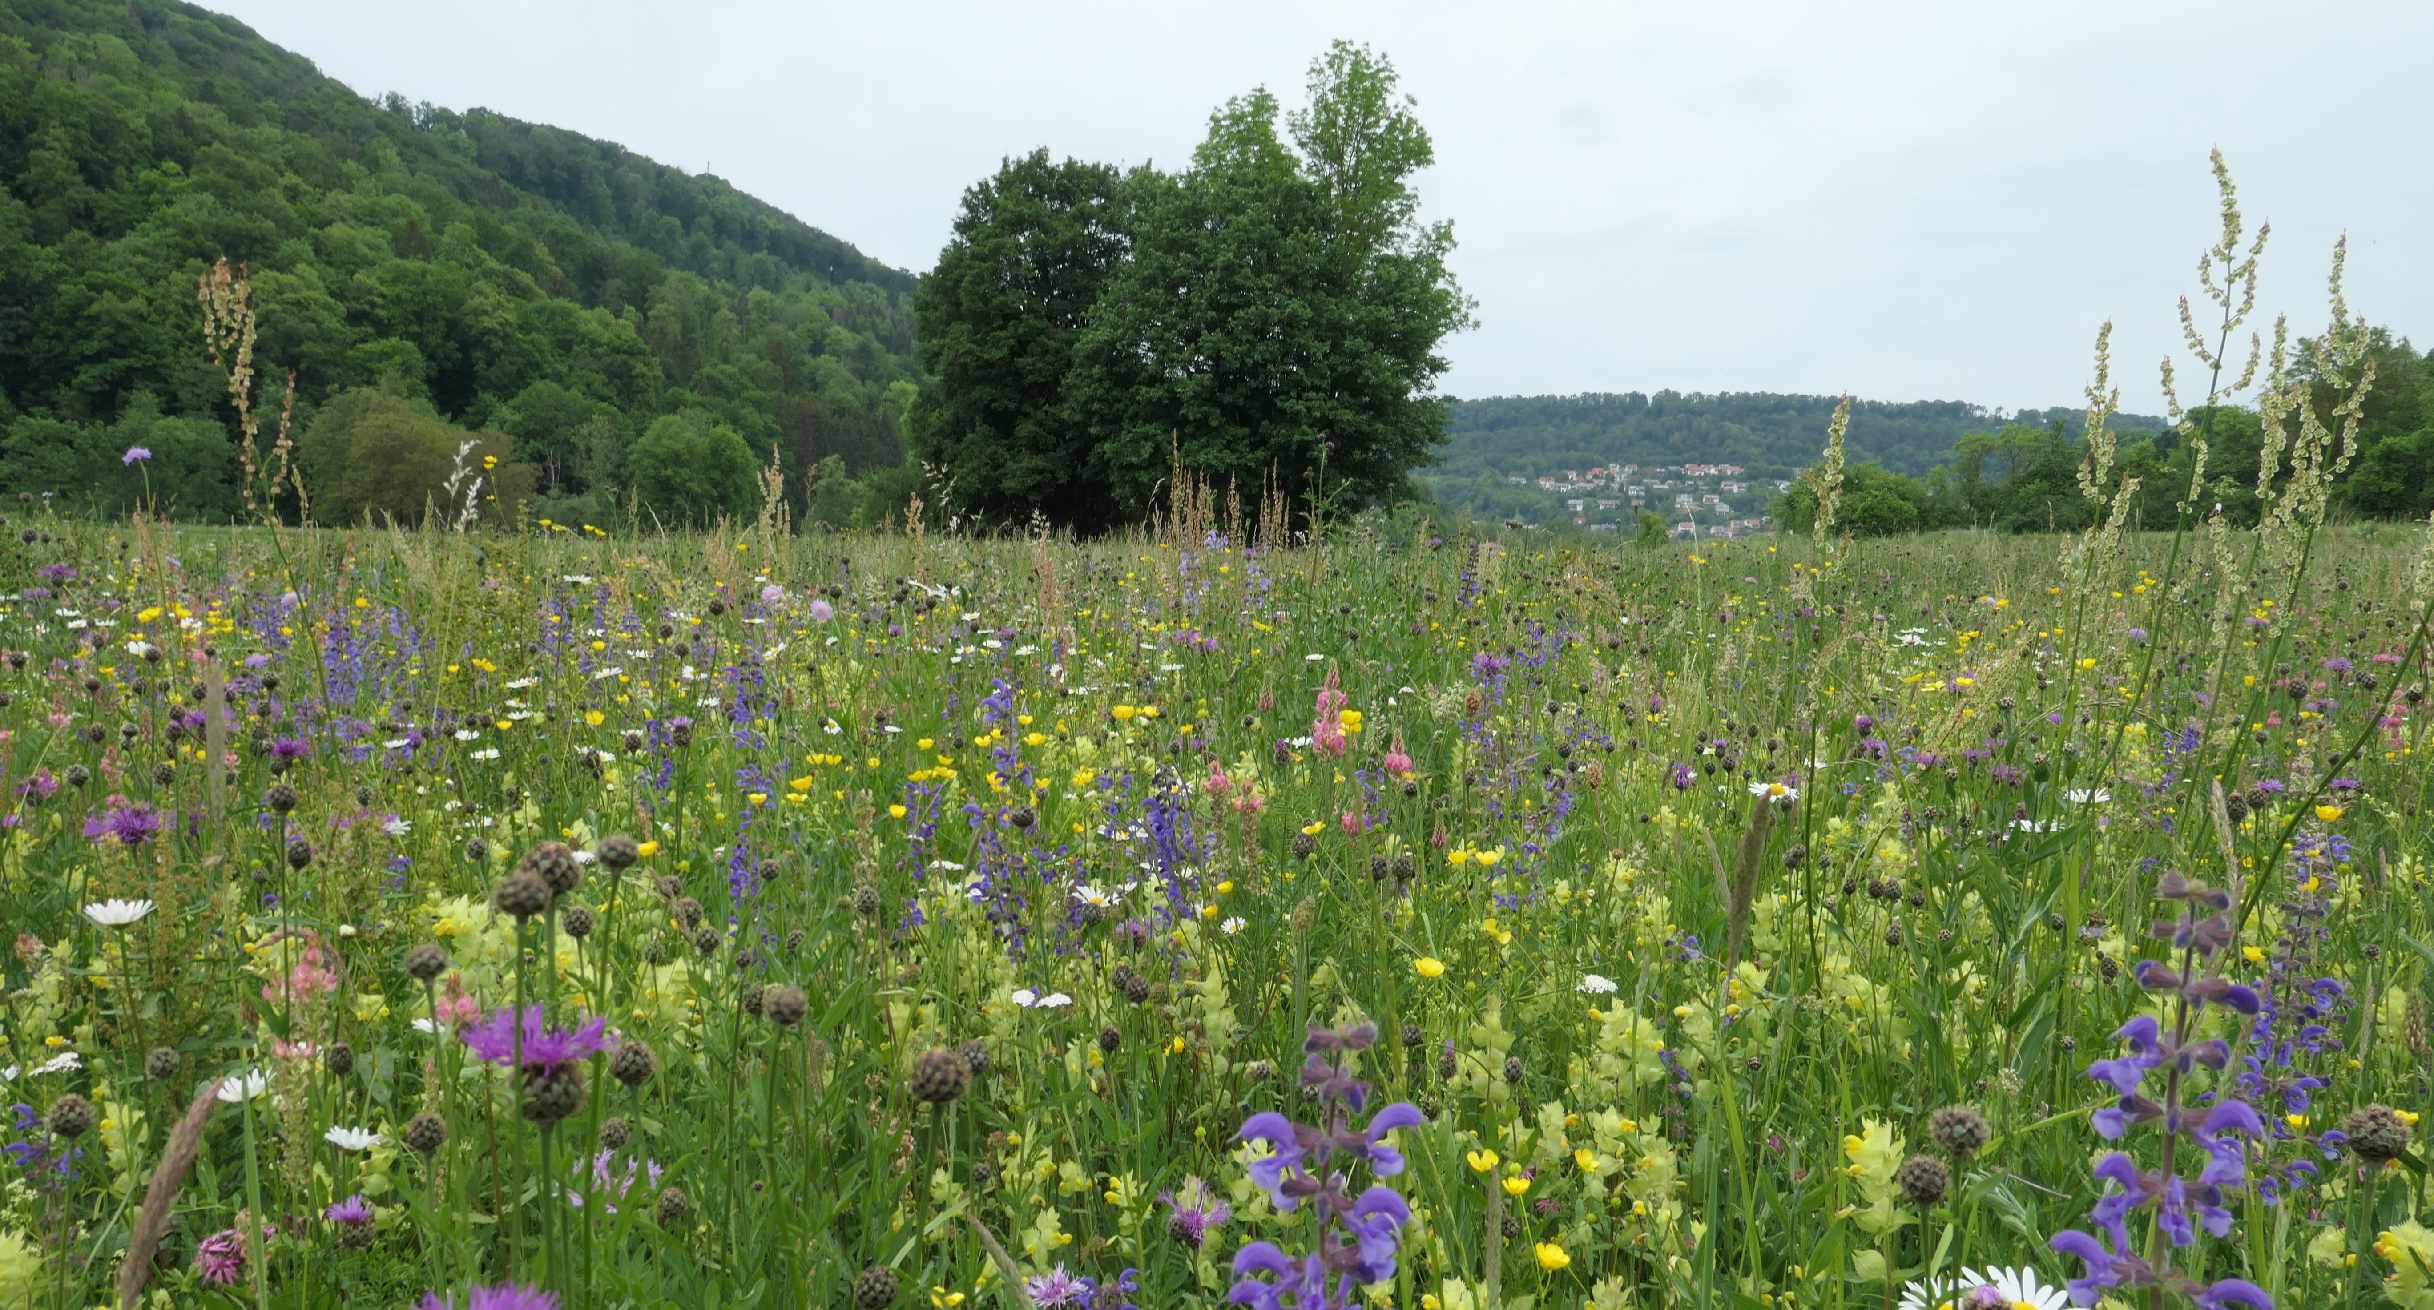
[{"left": 6, "top": 433, "right": 2434, "bottom": 1310}]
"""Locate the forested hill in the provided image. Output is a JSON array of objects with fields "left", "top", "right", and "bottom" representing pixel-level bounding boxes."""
[
  {"left": 0, "top": 0, "right": 919, "bottom": 525},
  {"left": 1440, "top": 392, "right": 2167, "bottom": 482}
]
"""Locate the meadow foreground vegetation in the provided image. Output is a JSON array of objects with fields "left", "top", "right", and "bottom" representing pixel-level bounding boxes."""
[{"left": 1, "top": 501, "right": 2432, "bottom": 1310}]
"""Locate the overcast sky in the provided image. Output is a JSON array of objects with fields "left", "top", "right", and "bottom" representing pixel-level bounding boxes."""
[{"left": 215, "top": 0, "right": 2431, "bottom": 414}]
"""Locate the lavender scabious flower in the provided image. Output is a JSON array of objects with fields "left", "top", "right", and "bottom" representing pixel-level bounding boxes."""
[
  {"left": 459, "top": 1004, "right": 608, "bottom": 1074},
  {"left": 2051, "top": 870, "right": 2273, "bottom": 1309},
  {"left": 1229, "top": 1022, "right": 1422, "bottom": 1310},
  {"left": 1159, "top": 1174, "right": 1232, "bottom": 1249}
]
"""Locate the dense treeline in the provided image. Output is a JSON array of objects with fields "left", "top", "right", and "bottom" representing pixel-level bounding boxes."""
[
  {"left": 1773, "top": 329, "right": 2434, "bottom": 536},
  {"left": 0, "top": 0, "right": 920, "bottom": 527}
]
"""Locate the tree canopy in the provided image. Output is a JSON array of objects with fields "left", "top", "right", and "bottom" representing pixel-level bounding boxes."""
[{"left": 914, "top": 41, "right": 1472, "bottom": 531}]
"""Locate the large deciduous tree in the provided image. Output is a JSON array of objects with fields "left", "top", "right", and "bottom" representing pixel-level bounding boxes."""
[
  {"left": 916, "top": 42, "right": 1470, "bottom": 530},
  {"left": 1069, "top": 42, "right": 1472, "bottom": 522},
  {"left": 908, "top": 149, "right": 1136, "bottom": 531}
]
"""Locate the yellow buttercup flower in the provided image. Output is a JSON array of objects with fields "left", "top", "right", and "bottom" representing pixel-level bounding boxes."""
[
  {"left": 1533, "top": 1241, "right": 1569, "bottom": 1271},
  {"left": 1413, "top": 956, "right": 1446, "bottom": 980},
  {"left": 1465, "top": 1148, "right": 1498, "bottom": 1173}
]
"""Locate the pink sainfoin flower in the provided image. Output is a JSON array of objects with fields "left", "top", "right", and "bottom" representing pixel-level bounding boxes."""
[
  {"left": 1311, "top": 666, "right": 1349, "bottom": 758},
  {"left": 262, "top": 937, "right": 338, "bottom": 1006}
]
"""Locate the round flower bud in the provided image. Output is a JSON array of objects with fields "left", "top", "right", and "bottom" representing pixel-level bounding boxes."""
[
  {"left": 326, "top": 1042, "right": 354, "bottom": 1078},
  {"left": 522, "top": 841, "right": 582, "bottom": 898},
  {"left": 764, "top": 985, "right": 808, "bottom": 1027},
  {"left": 403, "top": 1111, "right": 446, "bottom": 1155},
  {"left": 1928, "top": 1105, "right": 1990, "bottom": 1158},
  {"left": 47, "top": 1094, "right": 96, "bottom": 1139},
  {"left": 1894, "top": 1153, "right": 1949, "bottom": 1207},
  {"left": 596, "top": 834, "right": 640, "bottom": 870},
  {"left": 852, "top": 1264, "right": 899, "bottom": 1309},
  {"left": 492, "top": 870, "right": 549, "bottom": 919},
  {"left": 656, "top": 1187, "right": 690, "bottom": 1226},
  {"left": 611, "top": 1039, "right": 657, "bottom": 1088},
  {"left": 599, "top": 1116, "right": 631, "bottom": 1151},
  {"left": 520, "top": 1064, "right": 585, "bottom": 1123},
  {"left": 560, "top": 903, "right": 594, "bottom": 939},
  {"left": 405, "top": 943, "right": 450, "bottom": 982},
  {"left": 144, "top": 1046, "right": 181, "bottom": 1081},
  {"left": 907, "top": 1047, "right": 970, "bottom": 1104},
  {"left": 2346, "top": 1104, "right": 2413, "bottom": 1164}
]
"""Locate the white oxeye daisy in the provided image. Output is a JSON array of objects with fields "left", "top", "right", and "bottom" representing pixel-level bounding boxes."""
[
  {"left": 1220, "top": 916, "right": 1246, "bottom": 935},
  {"left": 1746, "top": 780, "right": 1798, "bottom": 803},
  {"left": 323, "top": 1125, "right": 382, "bottom": 1152},
  {"left": 216, "top": 1069, "right": 271, "bottom": 1102},
  {"left": 83, "top": 898, "right": 156, "bottom": 927},
  {"left": 1958, "top": 1267, "right": 2068, "bottom": 1310},
  {"left": 2062, "top": 788, "right": 2110, "bottom": 805},
  {"left": 1578, "top": 973, "right": 1620, "bottom": 995}
]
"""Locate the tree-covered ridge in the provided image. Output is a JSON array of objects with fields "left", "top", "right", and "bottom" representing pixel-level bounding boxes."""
[
  {"left": 1440, "top": 391, "right": 2164, "bottom": 480},
  {"left": 0, "top": 0, "right": 918, "bottom": 526},
  {"left": 1417, "top": 391, "right": 2166, "bottom": 525}
]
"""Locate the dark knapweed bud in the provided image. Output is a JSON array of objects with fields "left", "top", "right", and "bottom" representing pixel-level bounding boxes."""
[
  {"left": 265, "top": 784, "right": 297, "bottom": 813},
  {"left": 521, "top": 1065, "right": 585, "bottom": 1123},
  {"left": 145, "top": 1046, "right": 181, "bottom": 1080},
  {"left": 851, "top": 883, "right": 881, "bottom": 917},
  {"left": 561, "top": 903, "right": 595, "bottom": 939},
  {"left": 46, "top": 1094, "right": 96, "bottom": 1139},
  {"left": 597, "top": 833, "right": 640, "bottom": 870},
  {"left": 599, "top": 1116, "right": 631, "bottom": 1151},
  {"left": 1927, "top": 1105, "right": 1989, "bottom": 1158},
  {"left": 691, "top": 926, "right": 722, "bottom": 957},
  {"left": 522, "top": 841, "right": 582, "bottom": 898},
  {"left": 1894, "top": 1153, "right": 1948, "bottom": 1206},
  {"left": 405, "top": 943, "right": 450, "bottom": 982},
  {"left": 656, "top": 1187, "right": 691, "bottom": 1227},
  {"left": 739, "top": 983, "right": 765, "bottom": 1018},
  {"left": 674, "top": 896, "right": 706, "bottom": 930},
  {"left": 611, "top": 1039, "right": 657, "bottom": 1088},
  {"left": 404, "top": 1111, "right": 446, "bottom": 1155},
  {"left": 493, "top": 869, "right": 549, "bottom": 919},
  {"left": 1098, "top": 1026, "right": 1122, "bottom": 1054},
  {"left": 908, "top": 1047, "right": 970, "bottom": 1104},
  {"left": 2346, "top": 1105, "right": 2413, "bottom": 1164},
  {"left": 764, "top": 985, "right": 808, "bottom": 1027},
  {"left": 286, "top": 839, "right": 314, "bottom": 870},
  {"left": 851, "top": 1264, "right": 899, "bottom": 1309},
  {"left": 1503, "top": 1055, "right": 1524, "bottom": 1084},
  {"left": 326, "top": 1042, "right": 354, "bottom": 1077}
]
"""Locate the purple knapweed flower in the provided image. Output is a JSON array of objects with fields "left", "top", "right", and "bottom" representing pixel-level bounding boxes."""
[{"left": 459, "top": 1005, "right": 607, "bottom": 1074}]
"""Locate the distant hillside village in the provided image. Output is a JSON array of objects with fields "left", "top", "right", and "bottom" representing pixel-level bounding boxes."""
[{"left": 1513, "top": 461, "right": 1782, "bottom": 538}]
